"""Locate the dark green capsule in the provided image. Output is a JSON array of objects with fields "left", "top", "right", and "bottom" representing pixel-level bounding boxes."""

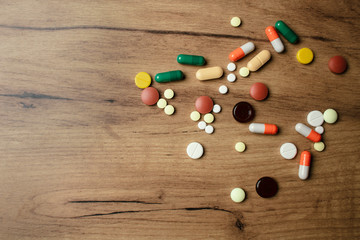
[
  {"left": 275, "top": 20, "right": 298, "bottom": 44},
  {"left": 155, "top": 70, "right": 184, "bottom": 83},
  {"left": 177, "top": 54, "right": 206, "bottom": 66}
]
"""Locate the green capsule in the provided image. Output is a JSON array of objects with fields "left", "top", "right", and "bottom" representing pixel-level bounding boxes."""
[
  {"left": 275, "top": 20, "right": 298, "bottom": 44},
  {"left": 155, "top": 70, "right": 184, "bottom": 83},
  {"left": 177, "top": 54, "right": 206, "bottom": 66}
]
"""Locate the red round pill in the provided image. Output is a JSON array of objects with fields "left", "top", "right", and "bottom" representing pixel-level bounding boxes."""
[
  {"left": 195, "top": 96, "right": 214, "bottom": 114},
  {"left": 141, "top": 87, "right": 159, "bottom": 105},
  {"left": 328, "top": 56, "right": 347, "bottom": 74},
  {"left": 250, "top": 82, "right": 268, "bottom": 101}
]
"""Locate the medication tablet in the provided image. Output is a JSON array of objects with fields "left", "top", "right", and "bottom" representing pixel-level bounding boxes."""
[
  {"left": 219, "top": 85, "right": 228, "bottom": 94},
  {"left": 190, "top": 111, "right": 201, "bottom": 121},
  {"left": 328, "top": 56, "right": 347, "bottom": 74},
  {"left": 323, "top": 109, "right": 338, "bottom": 124},
  {"left": 247, "top": 50, "right": 271, "bottom": 72},
  {"left": 227, "top": 73, "right": 236, "bottom": 82},
  {"left": 255, "top": 177, "right": 278, "bottom": 198},
  {"left": 230, "top": 17, "right": 241, "bottom": 27},
  {"left": 164, "top": 89, "right": 174, "bottom": 99},
  {"left": 239, "top": 67, "right": 250, "bottom": 77},
  {"left": 230, "top": 188, "right": 246, "bottom": 203},
  {"left": 141, "top": 87, "right": 159, "bottom": 105},
  {"left": 195, "top": 96, "right": 214, "bottom": 114},
  {"left": 196, "top": 66, "right": 223, "bottom": 81},
  {"left": 205, "top": 125, "right": 214, "bottom": 134},
  {"left": 233, "top": 101, "right": 255, "bottom": 123},
  {"left": 297, "top": 48, "right": 314, "bottom": 64},
  {"left": 280, "top": 143, "right": 297, "bottom": 159},
  {"left": 212, "top": 104, "right": 221, "bottom": 113},
  {"left": 164, "top": 105, "right": 175, "bottom": 115},
  {"left": 157, "top": 98, "right": 167, "bottom": 109},
  {"left": 235, "top": 142, "right": 246, "bottom": 152},
  {"left": 250, "top": 82, "right": 268, "bottom": 101},
  {"left": 307, "top": 110, "right": 324, "bottom": 127},
  {"left": 204, "top": 113, "right": 214, "bottom": 123},
  {"left": 315, "top": 126, "right": 324, "bottom": 134},
  {"left": 314, "top": 142, "right": 325, "bottom": 152},
  {"left": 227, "top": 62, "right": 236, "bottom": 71},
  {"left": 198, "top": 121, "right": 206, "bottom": 130},
  {"left": 135, "top": 72, "right": 152, "bottom": 89},
  {"left": 186, "top": 142, "right": 204, "bottom": 159}
]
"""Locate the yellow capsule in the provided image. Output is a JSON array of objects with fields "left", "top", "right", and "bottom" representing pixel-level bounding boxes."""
[
  {"left": 247, "top": 50, "right": 271, "bottom": 72},
  {"left": 196, "top": 66, "right": 223, "bottom": 81}
]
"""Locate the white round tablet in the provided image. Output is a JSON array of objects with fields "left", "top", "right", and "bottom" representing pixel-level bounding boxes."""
[
  {"left": 198, "top": 121, "right": 206, "bottom": 130},
  {"left": 280, "top": 143, "right": 297, "bottom": 160},
  {"left": 230, "top": 188, "right": 246, "bottom": 203},
  {"left": 227, "top": 73, "right": 236, "bottom": 83},
  {"left": 186, "top": 142, "right": 204, "bottom": 159},
  {"left": 315, "top": 126, "right": 324, "bottom": 134},
  {"left": 219, "top": 85, "right": 228, "bottom": 94},
  {"left": 307, "top": 110, "right": 324, "bottom": 127},
  {"left": 205, "top": 125, "right": 214, "bottom": 134},
  {"left": 213, "top": 104, "right": 221, "bottom": 113},
  {"left": 227, "top": 62, "right": 236, "bottom": 72}
]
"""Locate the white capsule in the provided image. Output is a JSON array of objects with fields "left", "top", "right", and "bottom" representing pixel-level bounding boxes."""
[
  {"left": 299, "top": 151, "right": 311, "bottom": 180},
  {"left": 249, "top": 123, "right": 278, "bottom": 135},
  {"left": 295, "top": 123, "right": 321, "bottom": 142},
  {"left": 271, "top": 38, "right": 284, "bottom": 53},
  {"left": 265, "top": 26, "right": 284, "bottom": 53}
]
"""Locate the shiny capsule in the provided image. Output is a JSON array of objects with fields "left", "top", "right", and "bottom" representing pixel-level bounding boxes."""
[
  {"left": 265, "top": 26, "right": 284, "bottom": 53},
  {"left": 247, "top": 50, "right": 271, "bottom": 72},
  {"left": 249, "top": 123, "right": 278, "bottom": 135},
  {"left": 155, "top": 70, "right": 184, "bottom": 83},
  {"left": 275, "top": 20, "right": 298, "bottom": 44},
  {"left": 299, "top": 151, "right": 311, "bottom": 180},
  {"left": 196, "top": 66, "right": 223, "bottom": 81},
  {"left": 229, "top": 42, "right": 255, "bottom": 62},
  {"left": 177, "top": 54, "right": 205, "bottom": 66},
  {"left": 295, "top": 123, "right": 321, "bottom": 142}
]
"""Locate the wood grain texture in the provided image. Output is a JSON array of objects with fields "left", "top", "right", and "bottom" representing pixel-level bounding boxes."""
[{"left": 0, "top": 0, "right": 359, "bottom": 239}]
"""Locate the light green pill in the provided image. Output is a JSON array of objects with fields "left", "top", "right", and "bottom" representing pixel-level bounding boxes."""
[
  {"left": 231, "top": 17, "right": 241, "bottom": 27},
  {"left": 157, "top": 98, "right": 167, "bottom": 109},
  {"left": 190, "top": 111, "right": 201, "bottom": 121},
  {"left": 235, "top": 142, "right": 246, "bottom": 152},
  {"left": 314, "top": 142, "right": 325, "bottom": 152},
  {"left": 164, "top": 89, "right": 174, "bottom": 99},
  {"left": 323, "top": 109, "right": 338, "bottom": 124},
  {"left": 230, "top": 188, "right": 246, "bottom": 203},
  {"left": 204, "top": 113, "right": 214, "bottom": 123},
  {"left": 164, "top": 105, "right": 175, "bottom": 115},
  {"left": 155, "top": 70, "right": 184, "bottom": 83},
  {"left": 239, "top": 67, "right": 250, "bottom": 77}
]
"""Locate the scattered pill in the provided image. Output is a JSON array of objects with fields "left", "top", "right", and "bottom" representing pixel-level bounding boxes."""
[
  {"left": 212, "top": 104, "right": 222, "bottom": 113},
  {"left": 177, "top": 54, "right": 205, "bottom": 66},
  {"left": 280, "top": 143, "right": 297, "bottom": 159},
  {"left": 157, "top": 98, "right": 167, "bottom": 109},
  {"left": 249, "top": 123, "right": 278, "bottom": 135},
  {"left": 204, "top": 113, "right": 214, "bottom": 123},
  {"left": 265, "top": 26, "right": 284, "bottom": 53},
  {"left": 233, "top": 101, "right": 255, "bottom": 123},
  {"left": 230, "top": 188, "right": 246, "bottom": 203},
  {"left": 297, "top": 48, "right": 314, "bottom": 64},
  {"left": 256, "top": 177, "right": 278, "bottom": 198},
  {"left": 219, "top": 85, "right": 228, "bottom": 94},
  {"left": 299, "top": 151, "right": 311, "bottom": 180},
  {"left": 239, "top": 67, "right": 250, "bottom": 77},
  {"left": 295, "top": 123, "right": 321, "bottom": 142},
  {"left": 198, "top": 121, "right": 207, "bottom": 130},
  {"left": 328, "top": 56, "right": 347, "bottom": 74},
  {"left": 205, "top": 125, "right": 214, "bottom": 134},
  {"left": 250, "top": 82, "right": 269, "bottom": 101},
  {"left": 315, "top": 126, "right": 324, "bottom": 134},
  {"left": 227, "top": 73, "right": 237, "bottom": 82},
  {"left": 314, "top": 142, "right": 325, "bottom": 152},
  {"left": 164, "top": 89, "right": 175, "bottom": 99},
  {"left": 227, "top": 62, "right": 236, "bottom": 71},
  {"left": 164, "top": 105, "right": 175, "bottom": 115},
  {"left": 247, "top": 50, "right": 271, "bottom": 72},
  {"left": 141, "top": 87, "right": 159, "bottom": 105},
  {"left": 307, "top": 110, "right": 324, "bottom": 127},
  {"left": 155, "top": 70, "right": 184, "bottom": 83},
  {"left": 196, "top": 66, "right": 223, "bottom": 81},
  {"left": 190, "top": 111, "right": 201, "bottom": 121},
  {"left": 135, "top": 72, "right": 152, "bottom": 89},
  {"left": 195, "top": 96, "right": 214, "bottom": 114},
  {"left": 235, "top": 142, "right": 246, "bottom": 152},
  {"left": 229, "top": 42, "right": 255, "bottom": 62},
  {"left": 275, "top": 20, "right": 298, "bottom": 44},
  {"left": 186, "top": 142, "right": 204, "bottom": 159},
  {"left": 230, "top": 17, "right": 241, "bottom": 27},
  {"left": 323, "top": 109, "right": 338, "bottom": 124}
]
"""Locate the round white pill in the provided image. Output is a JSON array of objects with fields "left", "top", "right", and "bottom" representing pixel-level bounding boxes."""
[
  {"left": 219, "top": 85, "right": 228, "bottom": 94},
  {"left": 227, "top": 62, "right": 236, "bottom": 72},
  {"left": 230, "top": 188, "right": 246, "bottom": 203},
  {"left": 315, "top": 126, "right": 324, "bottom": 134},
  {"left": 198, "top": 121, "right": 206, "bottom": 130},
  {"left": 307, "top": 110, "right": 324, "bottom": 127},
  {"left": 186, "top": 142, "right": 204, "bottom": 159},
  {"left": 227, "top": 73, "right": 236, "bottom": 82},
  {"left": 280, "top": 143, "right": 297, "bottom": 160},
  {"left": 205, "top": 125, "right": 214, "bottom": 134},
  {"left": 213, "top": 104, "right": 222, "bottom": 113}
]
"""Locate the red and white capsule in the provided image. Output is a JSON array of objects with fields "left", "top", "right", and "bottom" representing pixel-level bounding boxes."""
[
  {"left": 295, "top": 123, "right": 321, "bottom": 142},
  {"left": 265, "top": 26, "right": 284, "bottom": 53},
  {"left": 229, "top": 42, "right": 255, "bottom": 62},
  {"left": 249, "top": 123, "right": 278, "bottom": 135},
  {"left": 299, "top": 151, "right": 311, "bottom": 180}
]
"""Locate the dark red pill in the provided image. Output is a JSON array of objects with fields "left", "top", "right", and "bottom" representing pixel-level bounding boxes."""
[
  {"left": 233, "top": 101, "right": 255, "bottom": 123},
  {"left": 250, "top": 82, "right": 268, "bottom": 101},
  {"left": 256, "top": 177, "right": 278, "bottom": 198},
  {"left": 141, "top": 87, "right": 159, "bottom": 105},
  {"left": 328, "top": 56, "right": 347, "bottom": 74},
  {"left": 195, "top": 96, "right": 214, "bottom": 114}
]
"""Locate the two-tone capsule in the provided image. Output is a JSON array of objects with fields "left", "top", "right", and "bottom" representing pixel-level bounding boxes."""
[
  {"left": 177, "top": 54, "right": 206, "bottom": 66},
  {"left": 249, "top": 123, "right": 278, "bottom": 135},
  {"left": 295, "top": 123, "right": 321, "bottom": 142},
  {"left": 275, "top": 20, "right": 298, "bottom": 44},
  {"left": 299, "top": 151, "right": 311, "bottom": 180},
  {"left": 229, "top": 42, "right": 255, "bottom": 62},
  {"left": 265, "top": 26, "right": 284, "bottom": 53},
  {"left": 247, "top": 50, "right": 271, "bottom": 72},
  {"left": 155, "top": 70, "right": 184, "bottom": 83}
]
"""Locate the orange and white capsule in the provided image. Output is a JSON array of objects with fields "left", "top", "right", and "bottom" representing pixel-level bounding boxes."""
[
  {"left": 295, "top": 123, "right": 321, "bottom": 142},
  {"left": 249, "top": 123, "right": 278, "bottom": 135},
  {"left": 265, "top": 26, "right": 284, "bottom": 53},
  {"left": 229, "top": 42, "right": 255, "bottom": 62},
  {"left": 299, "top": 151, "right": 311, "bottom": 180}
]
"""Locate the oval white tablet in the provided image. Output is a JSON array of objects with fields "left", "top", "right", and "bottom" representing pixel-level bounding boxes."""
[
  {"left": 198, "top": 121, "right": 206, "bottom": 130},
  {"left": 280, "top": 143, "right": 297, "bottom": 159},
  {"left": 227, "top": 73, "right": 236, "bottom": 82},
  {"left": 227, "top": 62, "right": 236, "bottom": 72},
  {"left": 219, "top": 85, "right": 228, "bottom": 94},
  {"left": 186, "top": 142, "right": 204, "bottom": 159},
  {"left": 315, "top": 126, "right": 324, "bottom": 134},
  {"left": 307, "top": 110, "right": 324, "bottom": 127},
  {"left": 205, "top": 125, "right": 214, "bottom": 134},
  {"left": 213, "top": 104, "right": 221, "bottom": 113}
]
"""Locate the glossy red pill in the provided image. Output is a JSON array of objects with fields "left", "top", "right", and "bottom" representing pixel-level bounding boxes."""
[
  {"left": 328, "top": 56, "right": 347, "bottom": 74},
  {"left": 195, "top": 96, "right": 214, "bottom": 114},
  {"left": 141, "top": 87, "right": 159, "bottom": 105},
  {"left": 250, "top": 82, "right": 269, "bottom": 101}
]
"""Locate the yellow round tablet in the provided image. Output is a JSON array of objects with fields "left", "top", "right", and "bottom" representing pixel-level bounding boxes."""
[
  {"left": 204, "top": 113, "right": 214, "bottom": 123},
  {"left": 239, "top": 67, "right": 250, "bottom": 77},
  {"left": 296, "top": 48, "right": 314, "bottom": 64},
  {"left": 190, "top": 111, "right": 201, "bottom": 121},
  {"left": 135, "top": 72, "right": 151, "bottom": 89},
  {"left": 157, "top": 98, "right": 167, "bottom": 109},
  {"left": 314, "top": 142, "right": 325, "bottom": 152},
  {"left": 164, "top": 89, "right": 174, "bottom": 99},
  {"left": 235, "top": 142, "right": 246, "bottom": 152},
  {"left": 231, "top": 17, "right": 241, "bottom": 27},
  {"left": 164, "top": 105, "right": 175, "bottom": 115}
]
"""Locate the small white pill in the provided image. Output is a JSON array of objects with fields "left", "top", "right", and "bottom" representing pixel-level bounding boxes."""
[
  {"left": 230, "top": 188, "right": 246, "bottom": 203},
  {"left": 307, "top": 110, "right": 324, "bottom": 127},
  {"left": 219, "top": 85, "right": 228, "bottom": 94},
  {"left": 205, "top": 125, "right": 214, "bottom": 134},
  {"left": 198, "top": 121, "right": 206, "bottom": 130},
  {"left": 227, "top": 73, "right": 236, "bottom": 82},
  {"left": 280, "top": 143, "right": 297, "bottom": 160},
  {"left": 212, "top": 104, "right": 221, "bottom": 113},
  {"left": 186, "top": 142, "right": 204, "bottom": 159},
  {"left": 227, "top": 62, "right": 236, "bottom": 72},
  {"left": 315, "top": 126, "right": 324, "bottom": 134}
]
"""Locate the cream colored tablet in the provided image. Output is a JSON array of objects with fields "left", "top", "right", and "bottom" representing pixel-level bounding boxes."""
[
  {"left": 247, "top": 50, "right": 271, "bottom": 72},
  {"left": 239, "top": 67, "right": 250, "bottom": 77},
  {"left": 230, "top": 17, "right": 241, "bottom": 27},
  {"left": 235, "top": 142, "right": 246, "bottom": 152},
  {"left": 196, "top": 66, "right": 223, "bottom": 80},
  {"left": 204, "top": 113, "right": 214, "bottom": 123},
  {"left": 323, "top": 109, "right": 338, "bottom": 124},
  {"left": 157, "top": 98, "right": 167, "bottom": 109},
  {"left": 190, "top": 111, "right": 201, "bottom": 121},
  {"left": 164, "top": 105, "right": 175, "bottom": 115},
  {"left": 164, "top": 89, "right": 174, "bottom": 99}
]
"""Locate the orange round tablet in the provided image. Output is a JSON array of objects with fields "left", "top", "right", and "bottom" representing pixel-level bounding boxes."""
[
  {"left": 328, "top": 56, "right": 347, "bottom": 74},
  {"left": 250, "top": 82, "right": 269, "bottom": 101},
  {"left": 141, "top": 87, "right": 159, "bottom": 105},
  {"left": 195, "top": 96, "right": 214, "bottom": 114}
]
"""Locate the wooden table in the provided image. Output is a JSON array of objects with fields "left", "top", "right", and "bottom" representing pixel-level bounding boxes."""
[{"left": 0, "top": 1, "right": 359, "bottom": 239}]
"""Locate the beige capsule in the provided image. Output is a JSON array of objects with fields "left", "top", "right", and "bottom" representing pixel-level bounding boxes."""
[
  {"left": 196, "top": 66, "right": 223, "bottom": 81},
  {"left": 247, "top": 50, "right": 271, "bottom": 72}
]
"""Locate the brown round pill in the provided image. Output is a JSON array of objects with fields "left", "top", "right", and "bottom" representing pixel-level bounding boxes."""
[
  {"left": 195, "top": 96, "right": 214, "bottom": 114},
  {"left": 328, "top": 56, "right": 347, "bottom": 74},
  {"left": 256, "top": 177, "right": 278, "bottom": 198},
  {"left": 141, "top": 87, "right": 159, "bottom": 105},
  {"left": 233, "top": 101, "right": 255, "bottom": 123},
  {"left": 250, "top": 82, "right": 268, "bottom": 101}
]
